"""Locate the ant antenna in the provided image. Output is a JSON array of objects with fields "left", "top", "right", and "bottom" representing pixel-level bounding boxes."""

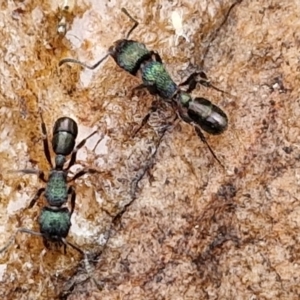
[
  {"left": 179, "top": 71, "right": 229, "bottom": 95},
  {"left": 59, "top": 54, "right": 110, "bottom": 70},
  {"left": 121, "top": 8, "right": 139, "bottom": 39},
  {"left": 59, "top": 8, "right": 139, "bottom": 69}
]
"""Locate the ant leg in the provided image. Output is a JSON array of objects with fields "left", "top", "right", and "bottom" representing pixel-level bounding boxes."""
[
  {"left": 178, "top": 73, "right": 196, "bottom": 92},
  {"left": 175, "top": 102, "right": 224, "bottom": 168},
  {"left": 179, "top": 71, "right": 207, "bottom": 93},
  {"left": 121, "top": 8, "right": 139, "bottom": 39},
  {"left": 132, "top": 104, "right": 158, "bottom": 137},
  {"left": 194, "top": 126, "right": 225, "bottom": 168},
  {"left": 92, "top": 133, "right": 105, "bottom": 152},
  {"left": 175, "top": 99, "right": 192, "bottom": 124},
  {"left": 153, "top": 52, "right": 162, "bottom": 63},
  {"left": 68, "top": 167, "right": 99, "bottom": 183},
  {"left": 0, "top": 228, "right": 43, "bottom": 253},
  {"left": 59, "top": 53, "right": 110, "bottom": 70},
  {"left": 62, "top": 238, "right": 84, "bottom": 255},
  {"left": 179, "top": 71, "right": 227, "bottom": 94},
  {"left": 131, "top": 81, "right": 159, "bottom": 98},
  {"left": 148, "top": 50, "right": 163, "bottom": 63},
  {"left": 130, "top": 124, "right": 169, "bottom": 199},
  {"left": 67, "top": 186, "right": 76, "bottom": 216},
  {"left": 16, "top": 169, "right": 47, "bottom": 183},
  {"left": 28, "top": 187, "right": 46, "bottom": 208},
  {"left": 130, "top": 83, "right": 148, "bottom": 97},
  {"left": 66, "top": 130, "right": 98, "bottom": 170},
  {"left": 39, "top": 112, "right": 53, "bottom": 168},
  {"left": 63, "top": 242, "right": 104, "bottom": 290}
]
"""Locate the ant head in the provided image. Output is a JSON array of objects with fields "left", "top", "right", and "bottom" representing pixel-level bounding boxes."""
[{"left": 109, "top": 39, "right": 128, "bottom": 60}]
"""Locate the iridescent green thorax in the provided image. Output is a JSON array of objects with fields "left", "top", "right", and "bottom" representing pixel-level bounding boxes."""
[
  {"left": 39, "top": 207, "right": 71, "bottom": 241},
  {"left": 111, "top": 40, "right": 150, "bottom": 75},
  {"left": 141, "top": 61, "right": 177, "bottom": 99},
  {"left": 45, "top": 171, "right": 68, "bottom": 206}
]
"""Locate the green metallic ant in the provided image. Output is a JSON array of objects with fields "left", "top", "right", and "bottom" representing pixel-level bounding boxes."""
[
  {"left": 0, "top": 113, "right": 98, "bottom": 255},
  {"left": 59, "top": 8, "right": 228, "bottom": 166}
]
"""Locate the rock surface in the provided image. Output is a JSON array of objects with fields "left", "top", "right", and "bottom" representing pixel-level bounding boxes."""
[{"left": 0, "top": 0, "right": 299, "bottom": 299}]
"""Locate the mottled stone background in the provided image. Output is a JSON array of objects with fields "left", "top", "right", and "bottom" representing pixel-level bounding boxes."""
[{"left": 1, "top": 0, "right": 300, "bottom": 299}]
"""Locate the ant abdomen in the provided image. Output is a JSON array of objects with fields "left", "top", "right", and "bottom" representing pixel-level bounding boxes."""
[
  {"left": 188, "top": 97, "right": 228, "bottom": 135},
  {"left": 52, "top": 117, "right": 78, "bottom": 156}
]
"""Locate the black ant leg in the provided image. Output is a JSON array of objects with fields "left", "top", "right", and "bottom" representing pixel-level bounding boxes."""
[
  {"left": 62, "top": 241, "right": 102, "bottom": 289},
  {"left": 28, "top": 187, "right": 46, "bottom": 208},
  {"left": 67, "top": 185, "right": 76, "bottom": 216},
  {"left": 150, "top": 51, "right": 163, "bottom": 63},
  {"left": 194, "top": 126, "right": 225, "bottom": 168},
  {"left": 0, "top": 228, "right": 43, "bottom": 253},
  {"left": 176, "top": 102, "right": 224, "bottom": 168},
  {"left": 130, "top": 83, "right": 159, "bottom": 102},
  {"left": 179, "top": 73, "right": 197, "bottom": 93},
  {"left": 62, "top": 238, "right": 85, "bottom": 255},
  {"left": 131, "top": 83, "right": 149, "bottom": 96},
  {"left": 131, "top": 103, "right": 159, "bottom": 137},
  {"left": 40, "top": 112, "right": 53, "bottom": 168},
  {"left": 66, "top": 130, "right": 98, "bottom": 170},
  {"left": 121, "top": 7, "right": 139, "bottom": 39},
  {"left": 68, "top": 167, "right": 99, "bottom": 183},
  {"left": 17, "top": 169, "right": 47, "bottom": 183},
  {"left": 179, "top": 71, "right": 227, "bottom": 94}
]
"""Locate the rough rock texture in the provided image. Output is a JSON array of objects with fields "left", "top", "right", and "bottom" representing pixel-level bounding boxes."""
[{"left": 1, "top": 0, "right": 300, "bottom": 299}]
